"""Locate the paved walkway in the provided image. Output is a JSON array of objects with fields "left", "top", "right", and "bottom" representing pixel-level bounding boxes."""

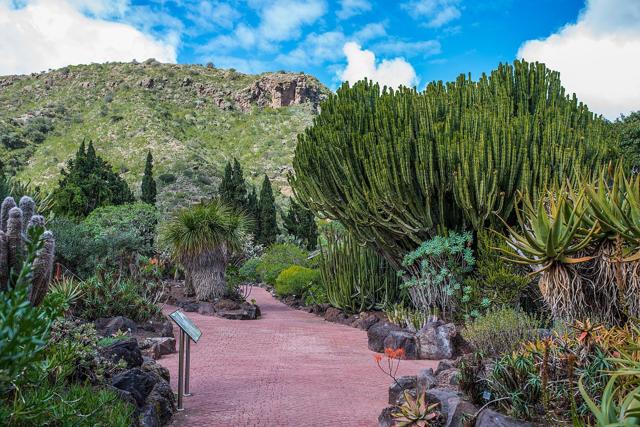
[{"left": 160, "top": 287, "right": 437, "bottom": 427}]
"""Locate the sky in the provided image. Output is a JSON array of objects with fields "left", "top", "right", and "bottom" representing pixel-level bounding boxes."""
[{"left": 0, "top": 0, "right": 638, "bottom": 119}]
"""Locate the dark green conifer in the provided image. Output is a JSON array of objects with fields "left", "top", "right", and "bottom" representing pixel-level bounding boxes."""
[
  {"left": 231, "top": 158, "right": 247, "bottom": 209},
  {"left": 246, "top": 185, "right": 259, "bottom": 236},
  {"left": 53, "top": 141, "right": 134, "bottom": 218},
  {"left": 141, "top": 150, "right": 157, "bottom": 205},
  {"left": 219, "top": 161, "right": 233, "bottom": 204},
  {"left": 257, "top": 175, "right": 278, "bottom": 245},
  {"left": 283, "top": 198, "right": 318, "bottom": 249}
]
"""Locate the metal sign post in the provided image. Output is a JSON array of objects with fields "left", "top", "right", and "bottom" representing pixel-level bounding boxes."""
[{"left": 170, "top": 310, "right": 202, "bottom": 411}]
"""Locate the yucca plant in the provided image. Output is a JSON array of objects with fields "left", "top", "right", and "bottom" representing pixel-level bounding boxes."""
[
  {"left": 497, "top": 189, "right": 597, "bottom": 320},
  {"left": 160, "top": 200, "right": 250, "bottom": 301},
  {"left": 392, "top": 391, "right": 440, "bottom": 427}
]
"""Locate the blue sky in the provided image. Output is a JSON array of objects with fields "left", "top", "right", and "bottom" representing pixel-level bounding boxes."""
[{"left": 0, "top": 0, "right": 639, "bottom": 118}]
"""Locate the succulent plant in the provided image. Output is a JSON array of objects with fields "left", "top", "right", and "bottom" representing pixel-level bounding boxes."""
[
  {"left": 0, "top": 196, "right": 55, "bottom": 305},
  {"left": 392, "top": 391, "right": 440, "bottom": 427}
]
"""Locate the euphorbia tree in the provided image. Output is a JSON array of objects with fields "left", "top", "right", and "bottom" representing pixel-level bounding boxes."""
[{"left": 161, "top": 200, "right": 249, "bottom": 301}]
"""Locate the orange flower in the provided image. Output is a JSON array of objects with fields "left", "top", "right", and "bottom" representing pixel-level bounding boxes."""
[
  {"left": 383, "top": 347, "right": 406, "bottom": 360},
  {"left": 149, "top": 258, "right": 159, "bottom": 265},
  {"left": 374, "top": 354, "right": 383, "bottom": 363}
]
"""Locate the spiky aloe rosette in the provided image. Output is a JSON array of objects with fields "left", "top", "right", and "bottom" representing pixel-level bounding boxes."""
[{"left": 0, "top": 196, "right": 55, "bottom": 305}]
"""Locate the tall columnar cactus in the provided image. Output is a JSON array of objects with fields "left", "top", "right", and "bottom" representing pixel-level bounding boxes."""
[
  {"left": 0, "top": 196, "right": 55, "bottom": 305},
  {"left": 290, "top": 60, "right": 614, "bottom": 266}
]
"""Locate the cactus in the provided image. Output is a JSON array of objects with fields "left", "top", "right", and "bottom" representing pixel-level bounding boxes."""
[
  {"left": 0, "top": 196, "right": 16, "bottom": 232},
  {"left": 290, "top": 60, "right": 614, "bottom": 266},
  {"left": 0, "top": 196, "right": 55, "bottom": 305}
]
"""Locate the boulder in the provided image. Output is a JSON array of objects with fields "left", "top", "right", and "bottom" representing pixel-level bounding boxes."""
[
  {"left": 352, "top": 314, "right": 380, "bottom": 331},
  {"left": 197, "top": 302, "right": 216, "bottom": 316},
  {"left": 215, "top": 299, "right": 241, "bottom": 310},
  {"left": 388, "top": 375, "right": 417, "bottom": 405},
  {"left": 148, "top": 337, "right": 176, "bottom": 356},
  {"left": 141, "top": 344, "right": 161, "bottom": 360},
  {"left": 181, "top": 301, "right": 199, "bottom": 312},
  {"left": 435, "top": 360, "right": 455, "bottom": 375},
  {"left": 103, "top": 338, "right": 143, "bottom": 368},
  {"left": 377, "top": 406, "right": 396, "bottom": 427},
  {"left": 417, "top": 368, "right": 437, "bottom": 393},
  {"left": 475, "top": 408, "right": 533, "bottom": 427},
  {"left": 324, "top": 307, "right": 352, "bottom": 325},
  {"left": 141, "top": 378, "right": 176, "bottom": 426},
  {"left": 111, "top": 368, "right": 157, "bottom": 407},
  {"left": 217, "top": 303, "right": 260, "bottom": 320},
  {"left": 416, "top": 321, "right": 458, "bottom": 360},
  {"left": 100, "top": 316, "right": 138, "bottom": 336},
  {"left": 383, "top": 331, "right": 419, "bottom": 360},
  {"left": 141, "top": 358, "right": 171, "bottom": 383},
  {"left": 368, "top": 322, "right": 403, "bottom": 353},
  {"left": 424, "top": 388, "right": 478, "bottom": 427},
  {"left": 140, "top": 319, "right": 174, "bottom": 338}
]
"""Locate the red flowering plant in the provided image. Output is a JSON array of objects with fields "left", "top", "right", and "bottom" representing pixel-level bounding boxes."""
[{"left": 374, "top": 347, "right": 406, "bottom": 387}]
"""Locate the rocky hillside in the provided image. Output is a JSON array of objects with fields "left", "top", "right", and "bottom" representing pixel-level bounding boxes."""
[{"left": 0, "top": 60, "right": 331, "bottom": 212}]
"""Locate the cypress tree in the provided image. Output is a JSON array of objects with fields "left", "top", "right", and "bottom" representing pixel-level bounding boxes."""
[
  {"left": 246, "top": 185, "right": 259, "bottom": 236},
  {"left": 257, "top": 174, "right": 278, "bottom": 245},
  {"left": 219, "top": 161, "right": 233, "bottom": 204},
  {"left": 53, "top": 141, "right": 134, "bottom": 218},
  {"left": 141, "top": 150, "right": 157, "bottom": 205},
  {"left": 283, "top": 198, "right": 318, "bottom": 249},
  {"left": 231, "top": 158, "right": 247, "bottom": 209}
]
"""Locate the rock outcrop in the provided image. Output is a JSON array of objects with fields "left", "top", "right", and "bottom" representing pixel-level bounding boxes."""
[{"left": 235, "top": 73, "right": 329, "bottom": 112}]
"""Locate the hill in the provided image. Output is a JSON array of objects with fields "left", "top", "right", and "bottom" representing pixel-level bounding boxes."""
[{"left": 0, "top": 60, "right": 331, "bottom": 212}]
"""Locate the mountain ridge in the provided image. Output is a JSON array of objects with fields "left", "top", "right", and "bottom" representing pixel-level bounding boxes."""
[{"left": 0, "top": 60, "right": 331, "bottom": 212}]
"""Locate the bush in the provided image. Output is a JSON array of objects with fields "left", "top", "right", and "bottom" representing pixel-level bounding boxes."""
[
  {"left": 49, "top": 218, "right": 98, "bottom": 278},
  {"left": 72, "top": 275, "right": 162, "bottom": 323},
  {"left": 238, "top": 257, "right": 261, "bottom": 282},
  {"left": 461, "top": 307, "right": 541, "bottom": 356},
  {"left": 275, "top": 265, "right": 319, "bottom": 297},
  {"left": 256, "top": 243, "right": 308, "bottom": 285}
]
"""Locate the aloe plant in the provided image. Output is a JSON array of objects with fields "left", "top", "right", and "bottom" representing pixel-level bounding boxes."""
[
  {"left": 497, "top": 189, "right": 597, "bottom": 320},
  {"left": 392, "top": 391, "right": 440, "bottom": 427},
  {"left": 579, "top": 357, "right": 640, "bottom": 426}
]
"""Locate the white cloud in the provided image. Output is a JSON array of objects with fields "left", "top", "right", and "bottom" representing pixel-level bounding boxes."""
[
  {"left": 373, "top": 39, "right": 440, "bottom": 58},
  {"left": 340, "top": 42, "right": 418, "bottom": 88},
  {"left": 67, "top": 0, "right": 129, "bottom": 17},
  {"left": 354, "top": 22, "right": 386, "bottom": 41},
  {"left": 518, "top": 0, "right": 640, "bottom": 119},
  {"left": 402, "top": 0, "right": 461, "bottom": 28},
  {"left": 202, "top": 0, "right": 326, "bottom": 55},
  {"left": 336, "top": 0, "right": 371, "bottom": 20},
  {"left": 0, "top": 0, "right": 176, "bottom": 75}
]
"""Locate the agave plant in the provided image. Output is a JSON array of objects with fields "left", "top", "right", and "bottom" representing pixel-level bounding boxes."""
[
  {"left": 392, "top": 391, "right": 440, "bottom": 427},
  {"left": 160, "top": 200, "right": 250, "bottom": 301},
  {"left": 496, "top": 189, "right": 597, "bottom": 320}
]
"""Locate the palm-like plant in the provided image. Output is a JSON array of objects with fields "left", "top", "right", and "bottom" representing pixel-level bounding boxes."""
[
  {"left": 160, "top": 200, "right": 250, "bottom": 301},
  {"left": 392, "top": 391, "right": 440, "bottom": 427}
]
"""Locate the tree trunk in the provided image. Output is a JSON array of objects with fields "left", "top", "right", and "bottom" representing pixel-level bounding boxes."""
[{"left": 188, "top": 247, "right": 227, "bottom": 301}]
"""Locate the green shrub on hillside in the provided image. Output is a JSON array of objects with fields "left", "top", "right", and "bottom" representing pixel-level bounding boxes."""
[
  {"left": 256, "top": 243, "right": 308, "bottom": 285},
  {"left": 275, "top": 265, "right": 319, "bottom": 297},
  {"left": 239, "top": 257, "right": 261, "bottom": 282}
]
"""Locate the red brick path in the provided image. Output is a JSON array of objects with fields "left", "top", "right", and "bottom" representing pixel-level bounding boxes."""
[{"left": 161, "top": 287, "right": 438, "bottom": 426}]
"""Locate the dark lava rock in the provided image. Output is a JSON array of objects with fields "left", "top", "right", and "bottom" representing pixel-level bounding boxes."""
[
  {"left": 388, "top": 375, "right": 417, "bottom": 405},
  {"left": 217, "top": 302, "right": 260, "bottom": 320},
  {"left": 324, "top": 307, "right": 353, "bottom": 325},
  {"left": 111, "top": 368, "right": 156, "bottom": 407},
  {"left": 475, "top": 408, "right": 533, "bottom": 427},
  {"left": 215, "top": 299, "right": 241, "bottom": 310},
  {"left": 141, "top": 358, "right": 171, "bottom": 383},
  {"left": 140, "top": 378, "right": 176, "bottom": 426},
  {"left": 378, "top": 406, "right": 396, "bottom": 427},
  {"left": 351, "top": 314, "right": 380, "bottom": 331},
  {"left": 180, "top": 301, "right": 200, "bottom": 312},
  {"left": 435, "top": 360, "right": 455, "bottom": 375},
  {"left": 103, "top": 338, "right": 143, "bottom": 368},
  {"left": 367, "top": 322, "right": 403, "bottom": 353},
  {"left": 417, "top": 368, "right": 437, "bottom": 393},
  {"left": 383, "top": 330, "right": 419, "bottom": 360},
  {"left": 97, "top": 316, "right": 138, "bottom": 336},
  {"left": 148, "top": 337, "right": 176, "bottom": 356},
  {"left": 416, "top": 321, "right": 458, "bottom": 359},
  {"left": 197, "top": 302, "right": 216, "bottom": 316}
]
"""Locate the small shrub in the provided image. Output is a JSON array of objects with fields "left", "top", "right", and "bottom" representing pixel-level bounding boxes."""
[
  {"left": 462, "top": 307, "right": 541, "bottom": 356},
  {"left": 303, "top": 281, "right": 328, "bottom": 305},
  {"left": 238, "top": 257, "right": 261, "bottom": 282},
  {"left": 72, "top": 275, "right": 162, "bottom": 323},
  {"left": 256, "top": 243, "right": 308, "bottom": 286},
  {"left": 49, "top": 218, "right": 98, "bottom": 278},
  {"left": 275, "top": 265, "right": 319, "bottom": 297}
]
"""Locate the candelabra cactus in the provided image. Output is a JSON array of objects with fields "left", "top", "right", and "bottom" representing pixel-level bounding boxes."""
[{"left": 0, "top": 196, "right": 55, "bottom": 305}]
